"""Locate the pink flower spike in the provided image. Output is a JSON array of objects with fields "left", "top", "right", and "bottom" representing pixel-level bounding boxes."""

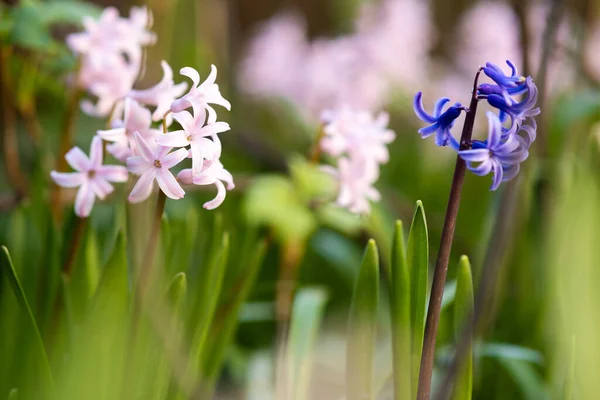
[
  {"left": 50, "top": 136, "right": 129, "bottom": 218},
  {"left": 170, "top": 65, "right": 231, "bottom": 115},
  {"left": 126, "top": 132, "right": 188, "bottom": 203},
  {"left": 129, "top": 60, "right": 189, "bottom": 122}
]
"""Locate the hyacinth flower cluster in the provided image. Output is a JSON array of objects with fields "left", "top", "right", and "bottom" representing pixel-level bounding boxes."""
[
  {"left": 51, "top": 7, "right": 233, "bottom": 217},
  {"left": 319, "top": 107, "right": 396, "bottom": 214},
  {"left": 414, "top": 60, "right": 540, "bottom": 190}
]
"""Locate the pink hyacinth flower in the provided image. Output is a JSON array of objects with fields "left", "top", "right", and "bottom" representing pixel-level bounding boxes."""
[
  {"left": 50, "top": 136, "right": 129, "bottom": 217},
  {"left": 129, "top": 60, "right": 189, "bottom": 122},
  {"left": 126, "top": 132, "right": 188, "bottom": 203},
  {"left": 97, "top": 98, "right": 161, "bottom": 161},
  {"left": 177, "top": 135, "right": 234, "bottom": 210},
  {"left": 170, "top": 65, "right": 231, "bottom": 117},
  {"left": 156, "top": 105, "right": 230, "bottom": 178}
]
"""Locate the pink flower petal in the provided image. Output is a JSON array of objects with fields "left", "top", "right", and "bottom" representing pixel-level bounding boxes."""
[
  {"left": 133, "top": 131, "right": 155, "bottom": 162},
  {"left": 128, "top": 169, "right": 156, "bottom": 203},
  {"left": 189, "top": 140, "right": 204, "bottom": 177},
  {"left": 176, "top": 168, "right": 193, "bottom": 185},
  {"left": 90, "top": 178, "right": 114, "bottom": 200},
  {"left": 172, "top": 111, "right": 196, "bottom": 133},
  {"left": 180, "top": 67, "right": 200, "bottom": 88},
  {"left": 97, "top": 127, "right": 126, "bottom": 141},
  {"left": 197, "top": 121, "right": 230, "bottom": 137},
  {"left": 161, "top": 148, "right": 189, "bottom": 169},
  {"left": 74, "top": 184, "right": 96, "bottom": 217},
  {"left": 156, "top": 169, "right": 185, "bottom": 199},
  {"left": 65, "top": 146, "right": 90, "bottom": 172},
  {"left": 155, "top": 130, "right": 189, "bottom": 148},
  {"left": 89, "top": 136, "right": 104, "bottom": 170},
  {"left": 50, "top": 171, "right": 86, "bottom": 188},
  {"left": 97, "top": 165, "right": 129, "bottom": 182},
  {"left": 126, "top": 156, "right": 150, "bottom": 175}
]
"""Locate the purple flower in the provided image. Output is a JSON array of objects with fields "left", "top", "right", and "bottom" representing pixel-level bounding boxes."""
[
  {"left": 459, "top": 112, "right": 528, "bottom": 190},
  {"left": 413, "top": 91, "right": 463, "bottom": 148},
  {"left": 484, "top": 76, "right": 540, "bottom": 127},
  {"left": 51, "top": 136, "right": 129, "bottom": 217},
  {"left": 126, "top": 132, "right": 188, "bottom": 203}
]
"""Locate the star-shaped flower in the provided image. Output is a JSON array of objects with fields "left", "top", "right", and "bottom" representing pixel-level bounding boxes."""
[
  {"left": 51, "top": 136, "right": 129, "bottom": 217},
  {"left": 156, "top": 105, "right": 230, "bottom": 178},
  {"left": 170, "top": 65, "right": 231, "bottom": 117},
  {"left": 126, "top": 132, "right": 189, "bottom": 203}
]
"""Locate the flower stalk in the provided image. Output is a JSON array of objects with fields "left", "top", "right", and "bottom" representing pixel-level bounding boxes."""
[{"left": 416, "top": 69, "right": 482, "bottom": 400}]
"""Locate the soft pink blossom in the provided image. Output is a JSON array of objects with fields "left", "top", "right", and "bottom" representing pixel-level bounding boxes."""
[
  {"left": 51, "top": 136, "right": 128, "bottom": 217},
  {"left": 170, "top": 65, "right": 231, "bottom": 117},
  {"left": 97, "top": 98, "right": 161, "bottom": 161},
  {"left": 177, "top": 135, "right": 234, "bottom": 210},
  {"left": 156, "top": 105, "right": 230, "bottom": 178},
  {"left": 126, "top": 132, "right": 188, "bottom": 203},
  {"left": 129, "top": 60, "right": 188, "bottom": 122}
]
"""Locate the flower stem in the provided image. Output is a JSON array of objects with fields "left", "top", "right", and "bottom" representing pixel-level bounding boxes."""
[
  {"left": 63, "top": 216, "right": 88, "bottom": 277},
  {"left": 309, "top": 123, "right": 325, "bottom": 164},
  {"left": 51, "top": 60, "right": 82, "bottom": 221},
  {"left": 138, "top": 190, "right": 167, "bottom": 296},
  {"left": 416, "top": 69, "right": 482, "bottom": 400}
]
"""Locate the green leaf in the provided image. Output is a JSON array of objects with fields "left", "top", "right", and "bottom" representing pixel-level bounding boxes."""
[
  {"left": 347, "top": 239, "right": 379, "bottom": 400},
  {"left": 8, "top": 1, "right": 55, "bottom": 51},
  {"left": 389, "top": 221, "right": 411, "bottom": 400},
  {"left": 287, "top": 287, "right": 329, "bottom": 400},
  {"left": 186, "top": 231, "right": 230, "bottom": 388},
  {"left": 452, "top": 256, "right": 474, "bottom": 400},
  {"left": 407, "top": 200, "right": 429, "bottom": 396},
  {"left": 498, "top": 359, "right": 549, "bottom": 400},
  {"left": 0, "top": 246, "right": 55, "bottom": 392},
  {"left": 7, "top": 389, "right": 17, "bottom": 400},
  {"left": 202, "top": 238, "right": 267, "bottom": 395},
  {"left": 167, "top": 272, "right": 187, "bottom": 311},
  {"left": 37, "top": 1, "right": 102, "bottom": 26}
]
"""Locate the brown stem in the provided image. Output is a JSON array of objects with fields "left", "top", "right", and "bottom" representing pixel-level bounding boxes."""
[
  {"left": 1, "top": 46, "right": 29, "bottom": 198},
  {"left": 416, "top": 69, "right": 482, "bottom": 400},
  {"left": 51, "top": 63, "right": 82, "bottom": 221},
  {"left": 310, "top": 124, "right": 326, "bottom": 164},
  {"left": 63, "top": 216, "right": 88, "bottom": 277}
]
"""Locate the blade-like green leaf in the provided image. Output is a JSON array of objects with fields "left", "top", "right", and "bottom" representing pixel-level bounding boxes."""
[
  {"left": 202, "top": 238, "right": 268, "bottom": 394},
  {"left": 287, "top": 287, "right": 329, "bottom": 400},
  {"left": 407, "top": 200, "right": 429, "bottom": 396},
  {"left": 347, "top": 239, "right": 379, "bottom": 400},
  {"left": 390, "top": 220, "right": 411, "bottom": 400},
  {"left": 167, "top": 272, "right": 187, "bottom": 311},
  {"left": 7, "top": 388, "right": 17, "bottom": 400},
  {"left": 0, "top": 246, "right": 54, "bottom": 392},
  {"left": 452, "top": 256, "right": 474, "bottom": 400},
  {"left": 185, "top": 231, "right": 230, "bottom": 390}
]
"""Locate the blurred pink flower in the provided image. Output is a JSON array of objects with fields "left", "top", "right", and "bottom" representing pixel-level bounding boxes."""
[
  {"left": 170, "top": 65, "right": 231, "bottom": 117},
  {"left": 319, "top": 107, "right": 395, "bottom": 214},
  {"left": 238, "top": 11, "right": 309, "bottom": 102},
  {"left": 156, "top": 105, "right": 230, "bottom": 178},
  {"left": 129, "top": 61, "right": 188, "bottom": 122},
  {"left": 177, "top": 135, "right": 234, "bottom": 210},
  {"left": 97, "top": 98, "right": 161, "bottom": 161},
  {"left": 126, "top": 132, "right": 188, "bottom": 203},
  {"left": 356, "top": 0, "right": 434, "bottom": 90},
  {"left": 51, "top": 136, "right": 128, "bottom": 217}
]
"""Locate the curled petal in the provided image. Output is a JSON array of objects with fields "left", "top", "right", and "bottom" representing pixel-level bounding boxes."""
[
  {"left": 65, "top": 147, "right": 90, "bottom": 172},
  {"left": 74, "top": 184, "right": 96, "bottom": 217},
  {"left": 177, "top": 168, "right": 193, "bottom": 185},
  {"left": 490, "top": 160, "right": 504, "bottom": 191},
  {"left": 433, "top": 97, "right": 450, "bottom": 118},
  {"left": 133, "top": 131, "right": 155, "bottom": 162},
  {"left": 502, "top": 163, "right": 520, "bottom": 181},
  {"left": 468, "top": 159, "right": 493, "bottom": 176},
  {"left": 156, "top": 169, "right": 185, "bottom": 199},
  {"left": 203, "top": 180, "right": 225, "bottom": 210},
  {"left": 97, "top": 127, "right": 126, "bottom": 141},
  {"left": 180, "top": 67, "right": 200, "bottom": 88},
  {"left": 413, "top": 92, "right": 437, "bottom": 123},
  {"left": 459, "top": 149, "right": 490, "bottom": 163},
  {"left": 217, "top": 168, "right": 235, "bottom": 190}
]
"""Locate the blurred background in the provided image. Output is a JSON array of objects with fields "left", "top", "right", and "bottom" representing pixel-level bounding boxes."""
[{"left": 2, "top": 0, "right": 600, "bottom": 399}]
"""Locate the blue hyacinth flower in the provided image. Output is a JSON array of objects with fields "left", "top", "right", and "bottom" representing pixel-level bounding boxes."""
[
  {"left": 480, "top": 60, "right": 528, "bottom": 105},
  {"left": 485, "top": 77, "right": 540, "bottom": 127},
  {"left": 459, "top": 112, "right": 529, "bottom": 190},
  {"left": 413, "top": 91, "right": 463, "bottom": 149}
]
